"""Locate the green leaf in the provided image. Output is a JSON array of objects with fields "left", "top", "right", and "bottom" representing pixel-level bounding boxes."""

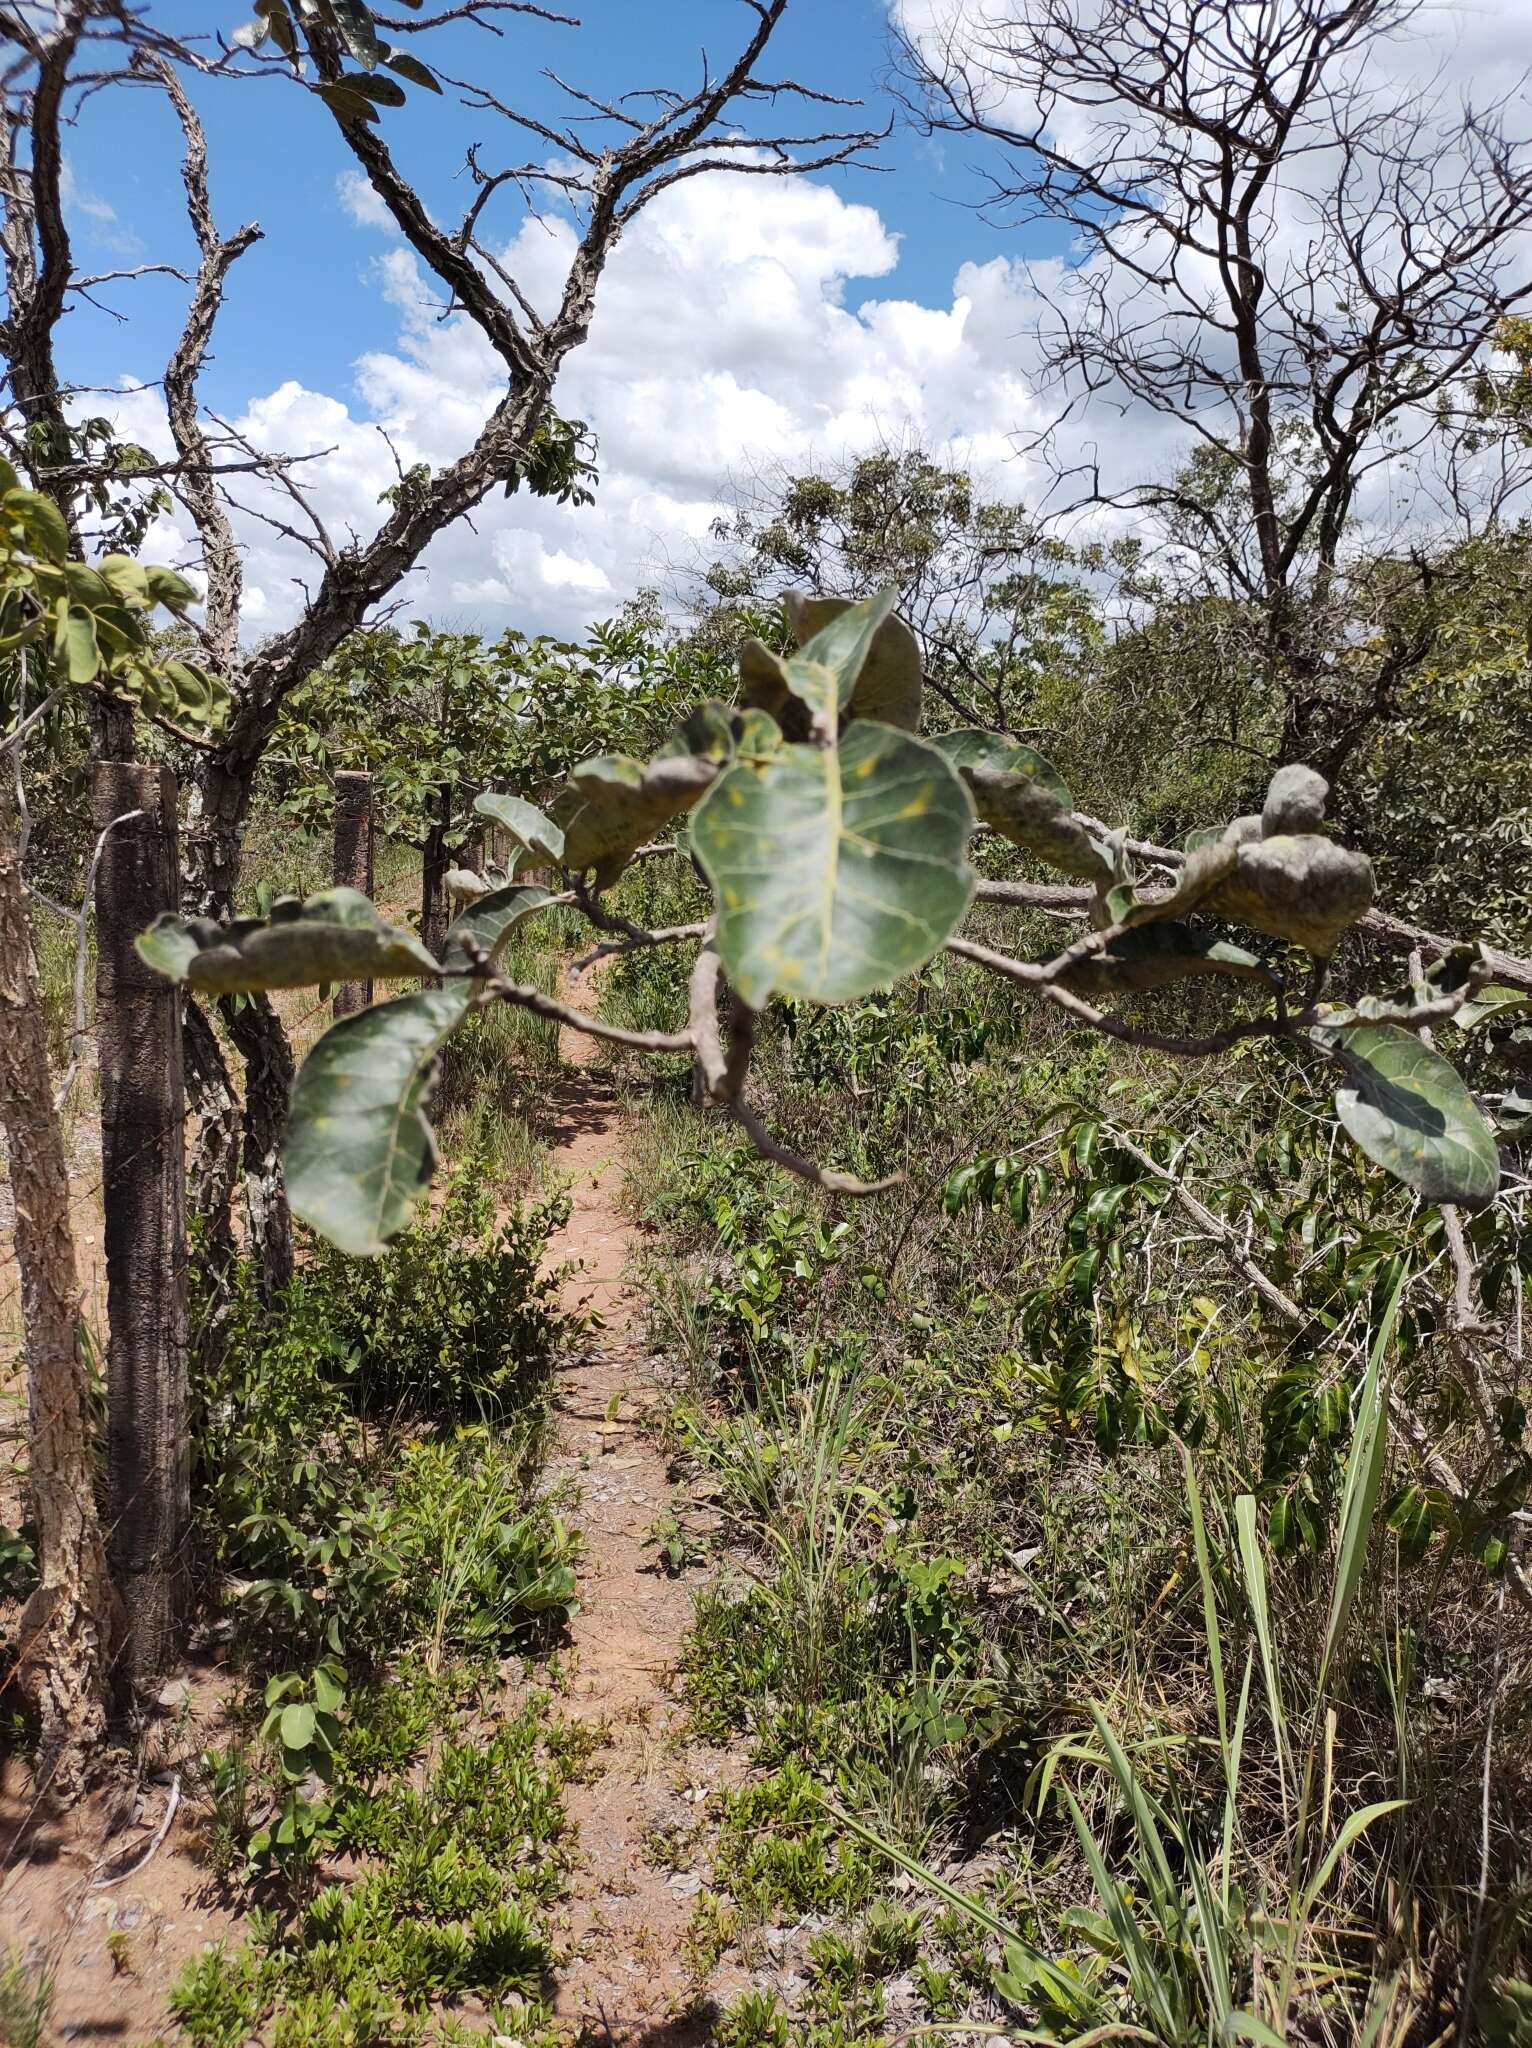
[
  {"left": 776, "top": 587, "right": 897, "bottom": 735},
  {"left": 1455, "top": 983, "right": 1532, "bottom": 1032},
  {"left": 1325, "top": 1022, "right": 1500, "bottom": 1209},
  {"left": 474, "top": 790, "right": 566, "bottom": 865},
  {"left": 342, "top": 70, "right": 407, "bottom": 106},
  {"left": 444, "top": 867, "right": 492, "bottom": 905},
  {"left": 1493, "top": 1088, "right": 1532, "bottom": 1139},
  {"left": 1318, "top": 1264, "right": 1404, "bottom": 1695},
  {"left": 311, "top": 1666, "right": 346, "bottom": 1714},
  {"left": 63, "top": 606, "right": 100, "bottom": 684},
  {"left": 141, "top": 563, "right": 200, "bottom": 613},
  {"left": 1204, "top": 833, "right": 1374, "bottom": 955},
  {"left": 783, "top": 592, "right": 923, "bottom": 731},
  {"left": 96, "top": 554, "right": 149, "bottom": 604},
  {"left": 1299, "top": 1799, "right": 1406, "bottom": 1920},
  {"left": 134, "top": 888, "right": 441, "bottom": 994},
  {"left": 279, "top": 1703, "right": 316, "bottom": 1751},
  {"left": 329, "top": 0, "right": 381, "bottom": 66},
  {"left": 963, "top": 763, "right": 1113, "bottom": 882},
  {"left": 560, "top": 752, "right": 718, "bottom": 886},
  {"left": 732, "top": 707, "right": 783, "bottom": 760},
  {"left": 930, "top": 727, "right": 1072, "bottom": 809},
  {"left": 314, "top": 80, "right": 380, "bottom": 123},
  {"left": 7, "top": 483, "right": 69, "bottom": 562},
  {"left": 735, "top": 640, "right": 824, "bottom": 746},
  {"left": 383, "top": 44, "right": 441, "bottom": 90},
  {"left": 1386, "top": 1484, "right": 1437, "bottom": 1566},
  {"left": 1057, "top": 923, "right": 1271, "bottom": 996},
  {"left": 1228, "top": 2015, "right": 1292, "bottom": 2048},
  {"left": 135, "top": 917, "right": 203, "bottom": 985},
  {"left": 656, "top": 699, "right": 746, "bottom": 764},
  {"left": 286, "top": 983, "right": 472, "bottom": 1256},
  {"left": 159, "top": 658, "right": 230, "bottom": 731},
  {"left": 691, "top": 719, "right": 975, "bottom": 1008},
  {"left": 255, "top": 0, "right": 299, "bottom": 57},
  {"left": 1115, "top": 838, "right": 1238, "bottom": 927},
  {"left": 442, "top": 882, "right": 552, "bottom": 971}
]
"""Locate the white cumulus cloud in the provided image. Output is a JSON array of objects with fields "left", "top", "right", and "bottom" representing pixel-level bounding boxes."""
[{"left": 107, "top": 164, "right": 1064, "bottom": 643}]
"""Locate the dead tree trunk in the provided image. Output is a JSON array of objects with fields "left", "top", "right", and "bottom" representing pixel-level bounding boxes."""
[
  {"left": 92, "top": 761, "right": 189, "bottom": 1689},
  {"left": 0, "top": 785, "right": 120, "bottom": 1796},
  {"left": 332, "top": 770, "right": 375, "bottom": 1017}
]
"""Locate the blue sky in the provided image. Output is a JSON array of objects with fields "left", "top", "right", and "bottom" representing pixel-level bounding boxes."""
[
  {"left": 59, "top": 1, "right": 1036, "bottom": 421},
  {"left": 48, "top": 0, "right": 1523, "bottom": 640},
  {"left": 50, "top": 0, "right": 1093, "bottom": 635}
]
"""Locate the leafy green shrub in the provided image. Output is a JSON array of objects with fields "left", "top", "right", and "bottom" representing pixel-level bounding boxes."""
[
  {"left": 714, "top": 1988, "right": 791, "bottom": 2048},
  {"left": 304, "top": 1159, "right": 578, "bottom": 1420},
  {"left": 193, "top": 1157, "right": 581, "bottom": 1668},
  {"left": 710, "top": 1761, "right": 879, "bottom": 1925},
  {"left": 173, "top": 1696, "right": 577, "bottom": 2043},
  {"left": 391, "top": 1433, "right": 580, "bottom": 1662}
]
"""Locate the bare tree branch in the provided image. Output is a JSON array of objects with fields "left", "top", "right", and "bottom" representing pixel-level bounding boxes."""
[{"left": 156, "top": 59, "right": 261, "bottom": 674}]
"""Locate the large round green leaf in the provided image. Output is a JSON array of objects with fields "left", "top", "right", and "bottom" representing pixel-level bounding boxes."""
[
  {"left": 474, "top": 791, "right": 565, "bottom": 866},
  {"left": 442, "top": 882, "right": 552, "bottom": 971},
  {"left": 963, "top": 765, "right": 1114, "bottom": 883},
  {"left": 1205, "top": 834, "right": 1374, "bottom": 956},
  {"left": 136, "top": 888, "right": 440, "bottom": 994},
  {"left": 286, "top": 983, "right": 473, "bottom": 1256},
  {"left": 559, "top": 752, "right": 718, "bottom": 885},
  {"left": 691, "top": 720, "right": 975, "bottom": 1007},
  {"left": 769, "top": 587, "right": 897, "bottom": 737},
  {"left": 1326, "top": 1022, "right": 1500, "bottom": 1210}
]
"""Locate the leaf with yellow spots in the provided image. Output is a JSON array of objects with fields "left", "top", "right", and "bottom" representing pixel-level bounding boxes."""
[
  {"left": 286, "top": 982, "right": 472, "bottom": 1255},
  {"left": 691, "top": 718, "right": 975, "bottom": 1007}
]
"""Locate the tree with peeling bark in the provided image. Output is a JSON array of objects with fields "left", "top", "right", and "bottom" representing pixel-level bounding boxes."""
[
  {"left": 893, "top": 0, "right": 1532, "bottom": 788},
  {"left": 0, "top": 780, "right": 119, "bottom": 1804},
  {"left": 0, "top": 463, "right": 222, "bottom": 1794},
  {"left": 0, "top": 0, "right": 884, "bottom": 1281}
]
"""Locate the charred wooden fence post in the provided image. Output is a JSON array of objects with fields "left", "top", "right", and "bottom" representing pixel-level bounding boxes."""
[
  {"left": 420, "top": 780, "right": 453, "bottom": 963},
  {"left": 92, "top": 760, "right": 189, "bottom": 1687},
  {"left": 332, "top": 770, "right": 375, "bottom": 1017}
]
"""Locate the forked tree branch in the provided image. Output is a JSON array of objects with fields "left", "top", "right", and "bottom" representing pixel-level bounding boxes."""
[{"left": 156, "top": 60, "right": 261, "bottom": 674}]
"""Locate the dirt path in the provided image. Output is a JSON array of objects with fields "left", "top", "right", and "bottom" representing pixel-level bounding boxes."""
[{"left": 541, "top": 999, "right": 740, "bottom": 2046}]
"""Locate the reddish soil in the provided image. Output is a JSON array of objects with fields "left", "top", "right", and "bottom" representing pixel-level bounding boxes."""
[
  {"left": 1, "top": 979, "right": 744, "bottom": 2045},
  {"left": 0, "top": 1670, "right": 241, "bottom": 2042},
  {"left": 542, "top": 1000, "right": 745, "bottom": 2045}
]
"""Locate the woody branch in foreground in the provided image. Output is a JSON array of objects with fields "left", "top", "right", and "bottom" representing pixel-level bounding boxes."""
[{"left": 137, "top": 587, "right": 1529, "bottom": 1255}]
